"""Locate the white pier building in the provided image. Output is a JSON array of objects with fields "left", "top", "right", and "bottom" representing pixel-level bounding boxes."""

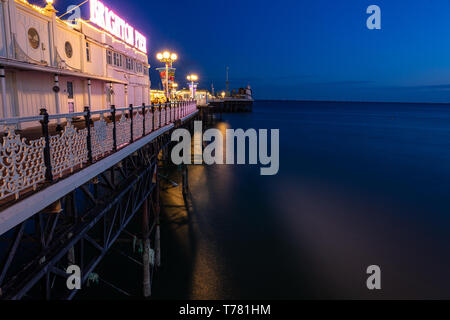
[{"left": 0, "top": 0, "right": 150, "bottom": 121}]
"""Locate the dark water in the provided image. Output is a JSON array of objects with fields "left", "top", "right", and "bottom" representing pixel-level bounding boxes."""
[{"left": 152, "top": 100, "right": 450, "bottom": 299}]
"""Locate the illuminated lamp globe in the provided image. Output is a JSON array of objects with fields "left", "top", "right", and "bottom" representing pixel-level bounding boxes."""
[
  {"left": 171, "top": 53, "right": 177, "bottom": 61},
  {"left": 163, "top": 51, "right": 170, "bottom": 59},
  {"left": 156, "top": 53, "right": 163, "bottom": 60}
]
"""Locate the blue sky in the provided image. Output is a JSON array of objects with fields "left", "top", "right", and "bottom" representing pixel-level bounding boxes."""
[{"left": 36, "top": 0, "right": 450, "bottom": 102}]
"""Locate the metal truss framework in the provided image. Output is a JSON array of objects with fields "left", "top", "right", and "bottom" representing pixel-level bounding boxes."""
[{"left": 0, "top": 117, "right": 197, "bottom": 300}]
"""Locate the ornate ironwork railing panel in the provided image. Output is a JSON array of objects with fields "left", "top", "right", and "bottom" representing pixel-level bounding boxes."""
[
  {"left": 161, "top": 107, "right": 166, "bottom": 126},
  {"left": 50, "top": 121, "right": 89, "bottom": 178},
  {"left": 154, "top": 108, "right": 160, "bottom": 130},
  {"left": 144, "top": 108, "right": 153, "bottom": 134},
  {"left": 0, "top": 126, "right": 46, "bottom": 200},
  {"left": 133, "top": 111, "right": 143, "bottom": 140},
  {"left": 91, "top": 116, "right": 114, "bottom": 160},
  {"left": 116, "top": 112, "right": 131, "bottom": 148}
]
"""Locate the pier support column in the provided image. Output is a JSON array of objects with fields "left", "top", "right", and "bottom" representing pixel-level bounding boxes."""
[
  {"left": 182, "top": 165, "right": 189, "bottom": 196},
  {"left": 142, "top": 196, "right": 151, "bottom": 298},
  {"left": 155, "top": 165, "right": 161, "bottom": 268},
  {"left": 181, "top": 164, "right": 190, "bottom": 220},
  {"left": 67, "top": 232, "right": 75, "bottom": 266}
]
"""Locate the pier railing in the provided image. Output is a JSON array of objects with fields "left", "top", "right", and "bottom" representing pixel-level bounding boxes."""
[{"left": 0, "top": 100, "right": 197, "bottom": 205}]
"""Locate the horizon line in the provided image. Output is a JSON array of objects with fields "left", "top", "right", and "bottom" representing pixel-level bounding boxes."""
[{"left": 253, "top": 99, "right": 450, "bottom": 105}]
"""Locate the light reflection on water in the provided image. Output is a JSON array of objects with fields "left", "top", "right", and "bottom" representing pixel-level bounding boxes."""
[{"left": 153, "top": 101, "right": 450, "bottom": 299}]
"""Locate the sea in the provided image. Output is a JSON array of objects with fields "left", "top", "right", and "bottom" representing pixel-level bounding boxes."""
[{"left": 81, "top": 100, "right": 450, "bottom": 299}]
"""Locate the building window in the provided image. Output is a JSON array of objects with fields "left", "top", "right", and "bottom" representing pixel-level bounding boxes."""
[
  {"left": 67, "top": 81, "right": 74, "bottom": 112},
  {"left": 106, "top": 50, "right": 112, "bottom": 64},
  {"left": 113, "top": 52, "right": 124, "bottom": 67},
  {"left": 65, "top": 41, "right": 73, "bottom": 58},
  {"left": 136, "top": 62, "right": 143, "bottom": 73},
  {"left": 27, "top": 28, "right": 40, "bottom": 49},
  {"left": 126, "top": 57, "right": 134, "bottom": 71},
  {"left": 86, "top": 42, "right": 91, "bottom": 62},
  {"left": 67, "top": 81, "right": 74, "bottom": 99}
]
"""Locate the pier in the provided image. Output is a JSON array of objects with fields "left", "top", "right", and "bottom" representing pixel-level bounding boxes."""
[
  {"left": 0, "top": 101, "right": 198, "bottom": 299},
  {"left": 0, "top": 0, "right": 258, "bottom": 301},
  {"left": 207, "top": 98, "right": 253, "bottom": 113},
  {"left": 196, "top": 97, "right": 253, "bottom": 126},
  {"left": 195, "top": 84, "right": 254, "bottom": 122}
]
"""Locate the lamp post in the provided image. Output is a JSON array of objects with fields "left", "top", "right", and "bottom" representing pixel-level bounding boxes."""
[
  {"left": 156, "top": 51, "right": 177, "bottom": 100},
  {"left": 186, "top": 74, "right": 198, "bottom": 99}
]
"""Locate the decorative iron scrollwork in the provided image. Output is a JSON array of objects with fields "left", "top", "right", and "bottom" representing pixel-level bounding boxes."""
[
  {"left": 91, "top": 116, "right": 114, "bottom": 159},
  {"left": 49, "top": 120, "right": 88, "bottom": 178},
  {"left": 144, "top": 110, "right": 152, "bottom": 134},
  {"left": 116, "top": 113, "right": 131, "bottom": 148},
  {"left": 133, "top": 111, "right": 143, "bottom": 140},
  {"left": 0, "top": 126, "right": 46, "bottom": 200}
]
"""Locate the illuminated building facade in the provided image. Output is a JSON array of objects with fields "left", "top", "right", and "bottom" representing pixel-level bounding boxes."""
[{"left": 0, "top": 0, "right": 150, "bottom": 122}]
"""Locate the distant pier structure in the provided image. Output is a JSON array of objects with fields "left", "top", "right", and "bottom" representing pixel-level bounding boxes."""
[{"left": 198, "top": 85, "right": 253, "bottom": 121}]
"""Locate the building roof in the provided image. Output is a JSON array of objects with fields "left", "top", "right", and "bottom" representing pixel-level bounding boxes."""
[{"left": 0, "top": 57, "right": 128, "bottom": 84}]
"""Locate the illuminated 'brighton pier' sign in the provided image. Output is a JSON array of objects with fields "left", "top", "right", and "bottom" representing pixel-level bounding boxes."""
[{"left": 89, "top": 0, "right": 147, "bottom": 53}]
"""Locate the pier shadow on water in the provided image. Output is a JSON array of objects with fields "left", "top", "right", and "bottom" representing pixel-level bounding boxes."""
[{"left": 152, "top": 146, "right": 319, "bottom": 299}]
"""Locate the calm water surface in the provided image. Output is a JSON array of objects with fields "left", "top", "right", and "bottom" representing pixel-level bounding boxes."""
[{"left": 152, "top": 100, "right": 450, "bottom": 299}]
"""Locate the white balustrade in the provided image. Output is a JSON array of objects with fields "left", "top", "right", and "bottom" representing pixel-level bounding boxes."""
[{"left": 0, "top": 101, "right": 197, "bottom": 203}]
